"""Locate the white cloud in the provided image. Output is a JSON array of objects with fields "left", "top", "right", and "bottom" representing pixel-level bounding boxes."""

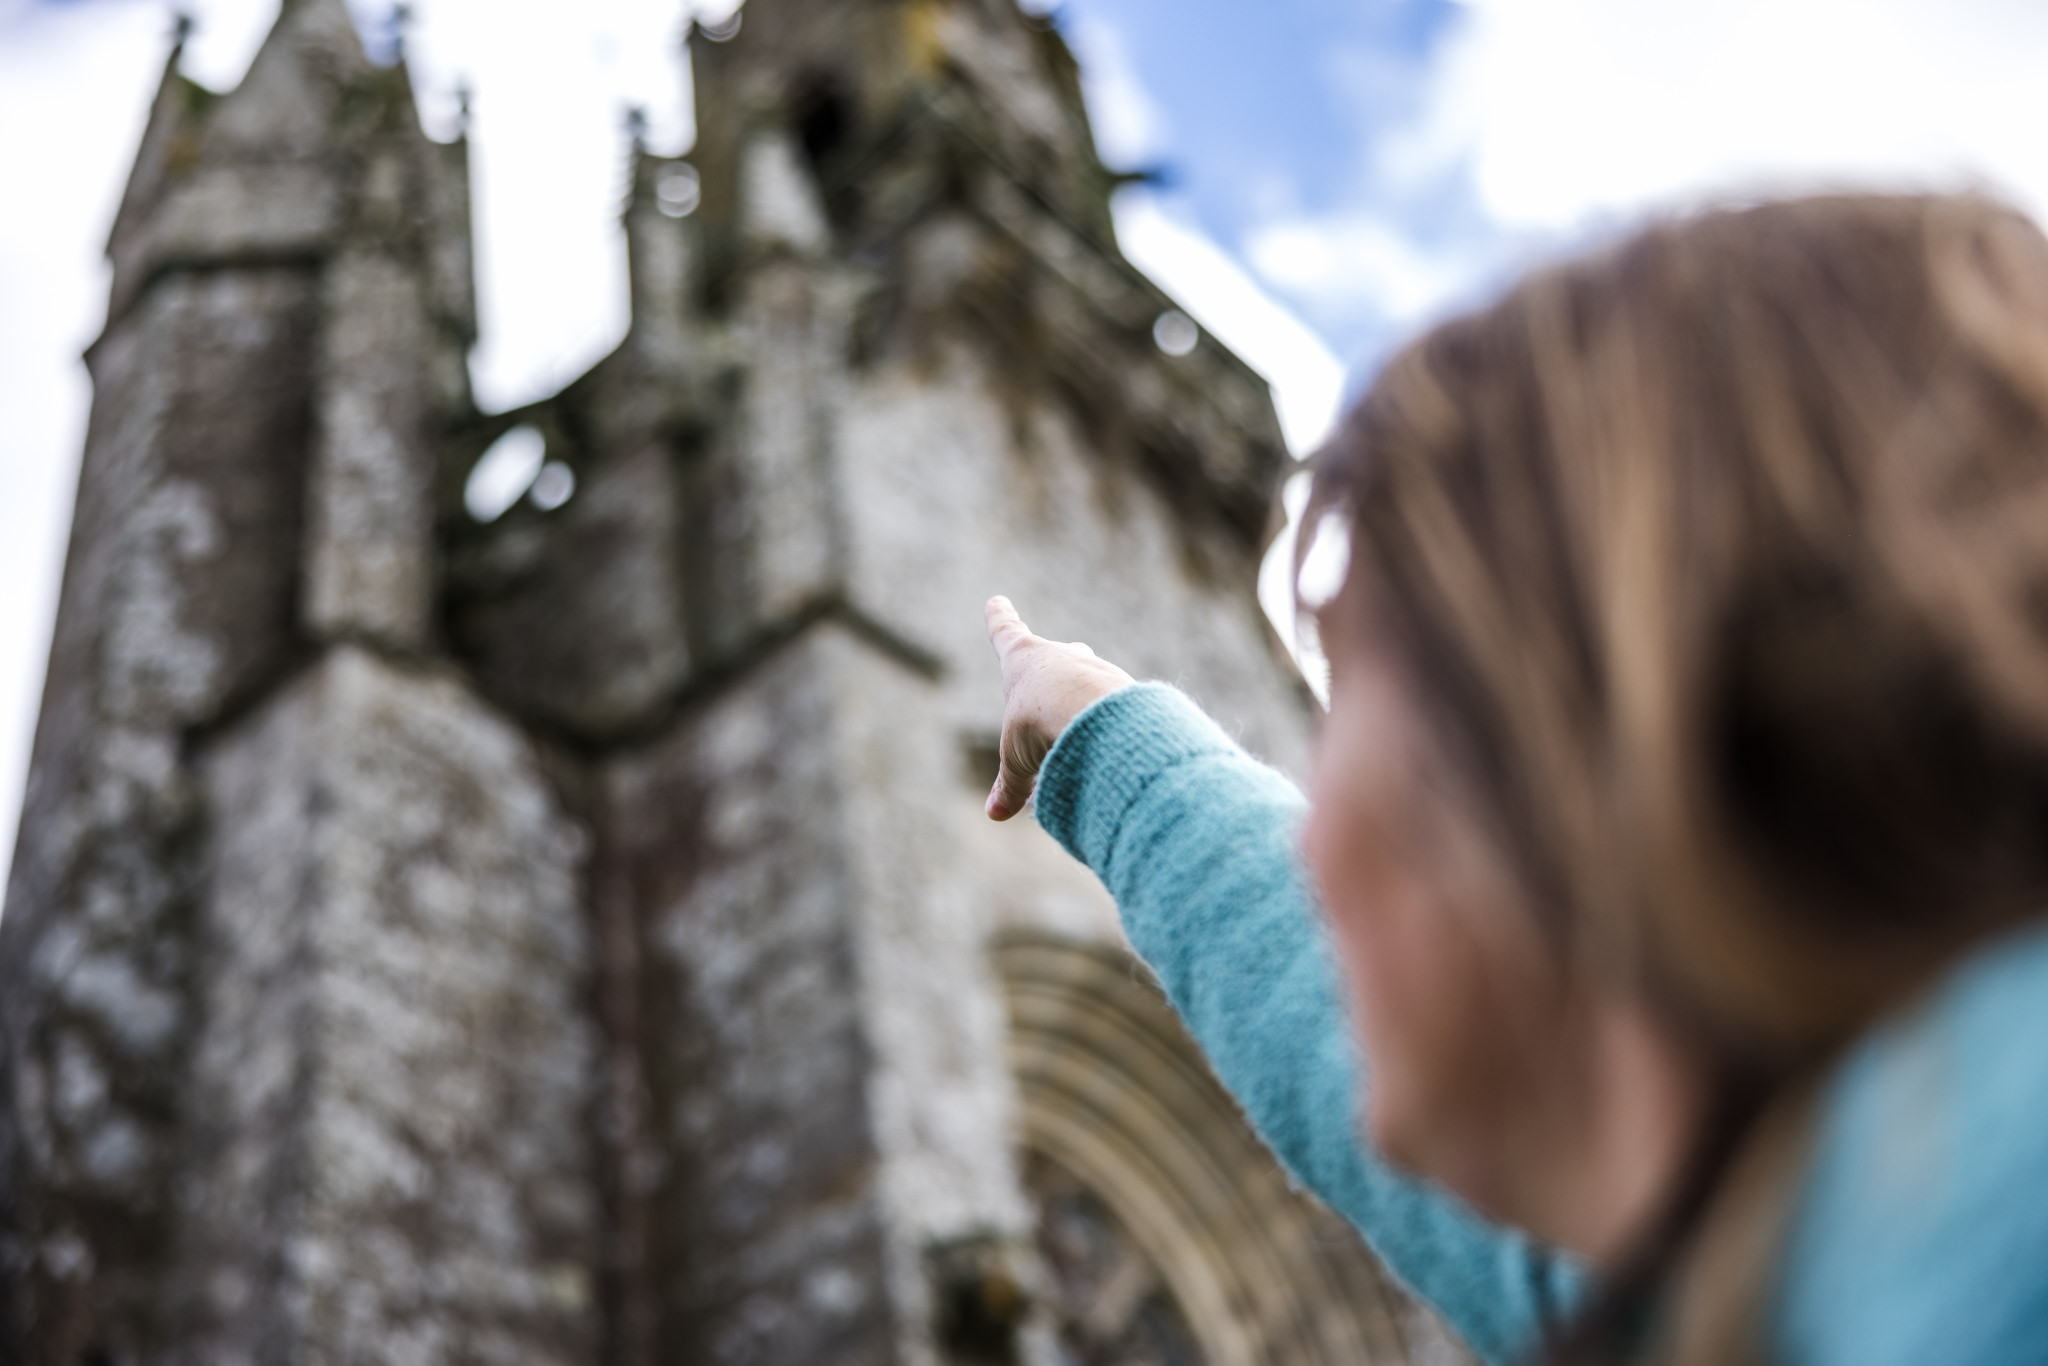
[
  {"left": 1409, "top": 0, "right": 2048, "bottom": 231},
  {"left": 1247, "top": 1, "right": 2048, "bottom": 373},
  {"left": 1247, "top": 213, "right": 1477, "bottom": 329},
  {"left": 1062, "top": 11, "right": 1170, "bottom": 169},
  {"left": 1111, "top": 194, "right": 1348, "bottom": 683},
  {"left": 1115, "top": 194, "right": 1346, "bottom": 457}
]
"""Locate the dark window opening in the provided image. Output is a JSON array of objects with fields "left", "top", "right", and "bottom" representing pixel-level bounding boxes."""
[{"left": 795, "top": 74, "right": 855, "bottom": 172}]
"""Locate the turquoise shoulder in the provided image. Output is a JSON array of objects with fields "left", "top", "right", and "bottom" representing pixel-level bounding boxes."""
[{"left": 1776, "top": 920, "right": 2048, "bottom": 1365}]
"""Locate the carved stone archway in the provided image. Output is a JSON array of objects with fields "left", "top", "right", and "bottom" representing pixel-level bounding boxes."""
[{"left": 998, "top": 934, "right": 1461, "bottom": 1366}]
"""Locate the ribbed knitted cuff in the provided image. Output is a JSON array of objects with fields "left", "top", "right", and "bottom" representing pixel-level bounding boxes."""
[{"left": 1034, "top": 682, "right": 1240, "bottom": 871}]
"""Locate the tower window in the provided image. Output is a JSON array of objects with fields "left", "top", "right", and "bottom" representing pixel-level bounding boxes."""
[{"left": 795, "top": 76, "right": 855, "bottom": 172}]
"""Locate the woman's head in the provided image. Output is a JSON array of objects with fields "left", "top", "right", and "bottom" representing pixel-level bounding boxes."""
[{"left": 1298, "top": 193, "right": 2048, "bottom": 1257}]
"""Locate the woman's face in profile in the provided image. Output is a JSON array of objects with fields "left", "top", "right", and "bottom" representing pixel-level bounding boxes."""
[{"left": 1299, "top": 622, "right": 1585, "bottom": 1225}]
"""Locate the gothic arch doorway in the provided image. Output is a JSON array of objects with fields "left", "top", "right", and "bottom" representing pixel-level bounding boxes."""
[{"left": 997, "top": 934, "right": 1463, "bottom": 1366}]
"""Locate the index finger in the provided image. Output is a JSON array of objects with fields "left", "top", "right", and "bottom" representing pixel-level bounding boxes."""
[{"left": 985, "top": 596, "right": 1033, "bottom": 659}]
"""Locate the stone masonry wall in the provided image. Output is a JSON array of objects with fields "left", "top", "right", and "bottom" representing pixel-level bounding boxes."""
[
  {"left": 601, "top": 629, "right": 895, "bottom": 1366},
  {"left": 0, "top": 265, "right": 319, "bottom": 1361},
  {"left": 181, "top": 648, "right": 598, "bottom": 1366}
]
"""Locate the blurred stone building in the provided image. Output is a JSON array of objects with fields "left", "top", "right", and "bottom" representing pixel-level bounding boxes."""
[{"left": 0, "top": 0, "right": 1467, "bottom": 1362}]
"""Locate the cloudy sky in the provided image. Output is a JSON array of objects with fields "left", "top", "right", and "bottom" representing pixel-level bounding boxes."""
[{"left": 6, "top": 0, "right": 2048, "bottom": 888}]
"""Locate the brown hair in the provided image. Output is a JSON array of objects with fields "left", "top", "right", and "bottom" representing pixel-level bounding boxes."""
[{"left": 1302, "top": 193, "right": 2048, "bottom": 1360}]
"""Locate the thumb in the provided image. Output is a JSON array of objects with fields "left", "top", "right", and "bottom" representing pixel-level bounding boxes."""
[{"left": 987, "top": 757, "right": 1034, "bottom": 822}]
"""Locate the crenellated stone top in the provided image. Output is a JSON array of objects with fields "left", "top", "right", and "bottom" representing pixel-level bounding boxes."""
[{"left": 103, "top": 0, "right": 474, "bottom": 344}]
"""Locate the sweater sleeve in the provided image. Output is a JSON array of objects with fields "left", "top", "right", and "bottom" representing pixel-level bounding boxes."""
[{"left": 1033, "top": 683, "right": 1588, "bottom": 1366}]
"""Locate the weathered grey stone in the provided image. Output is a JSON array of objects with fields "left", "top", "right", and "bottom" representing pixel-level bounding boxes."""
[
  {"left": 111, "top": 164, "right": 344, "bottom": 316},
  {"left": 304, "top": 246, "right": 438, "bottom": 650},
  {"left": 601, "top": 628, "right": 894, "bottom": 1365},
  {"left": 106, "top": 0, "right": 369, "bottom": 320},
  {"left": 427, "top": 136, "right": 480, "bottom": 354},
  {"left": 827, "top": 634, "right": 1037, "bottom": 1352},
  {"left": 438, "top": 153, "right": 711, "bottom": 742},
  {"left": 740, "top": 130, "right": 834, "bottom": 258},
  {"left": 730, "top": 255, "right": 857, "bottom": 627},
  {"left": 447, "top": 436, "right": 692, "bottom": 738},
  {"left": 0, "top": 263, "right": 319, "bottom": 1362},
  {"left": 690, "top": 0, "right": 1114, "bottom": 248},
  {"left": 2, "top": 2, "right": 489, "bottom": 1356},
  {"left": 179, "top": 647, "right": 597, "bottom": 1366},
  {"left": 203, "top": 0, "right": 369, "bottom": 161},
  {"left": 606, "top": 624, "right": 1036, "bottom": 1365},
  {"left": 622, "top": 156, "right": 702, "bottom": 394},
  {"left": 832, "top": 335, "right": 1310, "bottom": 775}
]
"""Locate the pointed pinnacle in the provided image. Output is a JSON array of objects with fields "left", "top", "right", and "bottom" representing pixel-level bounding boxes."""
[{"left": 391, "top": 2, "right": 413, "bottom": 61}]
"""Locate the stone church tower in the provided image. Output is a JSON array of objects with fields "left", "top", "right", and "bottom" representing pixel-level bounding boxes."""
[{"left": 0, "top": 1, "right": 1466, "bottom": 1363}]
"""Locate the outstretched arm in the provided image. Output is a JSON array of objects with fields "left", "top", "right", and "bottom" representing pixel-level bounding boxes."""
[{"left": 984, "top": 599, "right": 1586, "bottom": 1365}]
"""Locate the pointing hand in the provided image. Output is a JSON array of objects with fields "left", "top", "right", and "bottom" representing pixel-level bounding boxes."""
[{"left": 984, "top": 596, "right": 1136, "bottom": 821}]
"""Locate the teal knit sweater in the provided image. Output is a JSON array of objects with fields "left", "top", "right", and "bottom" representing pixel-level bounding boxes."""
[{"left": 1033, "top": 684, "right": 2048, "bottom": 1366}]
